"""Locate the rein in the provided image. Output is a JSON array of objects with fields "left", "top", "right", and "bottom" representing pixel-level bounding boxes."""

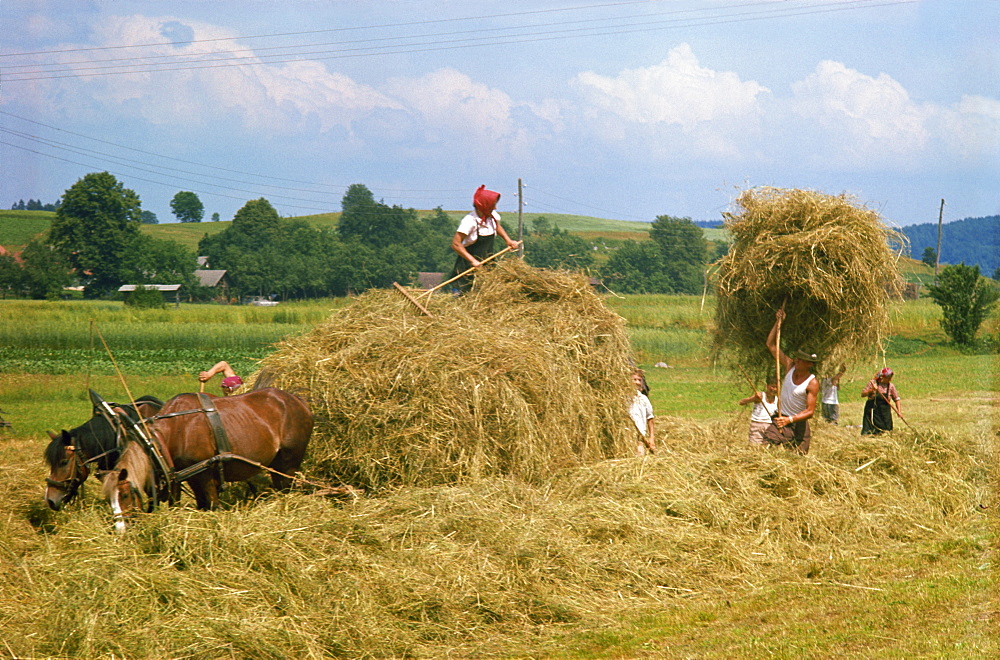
[{"left": 153, "top": 407, "right": 214, "bottom": 421}]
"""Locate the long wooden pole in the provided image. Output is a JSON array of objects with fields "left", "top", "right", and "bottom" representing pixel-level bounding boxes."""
[
  {"left": 775, "top": 298, "right": 787, "bottom": 415},
  {"left": 415, "top": 245, "right": 515, "bottom": 300},
  {"left": 934, "top": 198, "right": 944, "bottom": 285},
  {"left": 517, "top": 177, "right": 524, "bottom": 258},
  {"left": 736, "top": 363, "right": 759, "bottom": 396}
]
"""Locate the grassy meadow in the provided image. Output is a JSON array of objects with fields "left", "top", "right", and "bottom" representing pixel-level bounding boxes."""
[{"left": 0, "top": 293, "right": 996, "bottom": 658}]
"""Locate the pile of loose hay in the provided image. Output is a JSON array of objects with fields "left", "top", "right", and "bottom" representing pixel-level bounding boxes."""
[
  {"left": 5, "top": 424, "right": 987, "bottom": 659},
  {"left": 253, "top": 259, "right": 635, "bottom": 490},
  {"left": 713, "top": 187, "right": 907, "bottom": 374}
]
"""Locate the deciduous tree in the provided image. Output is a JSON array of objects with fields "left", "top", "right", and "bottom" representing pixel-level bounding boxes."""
[
  {"left": 649, "top": 215, "right": 706, "bottom": 294},
  {"left": 20, "top": 239, "right": 72, "bottom": 299},
  {"left": 170, "top": 191, "right": 204, "bottom": 223},
  {"left": 0, "top": 254, "right": 25, "bottom": 298},
  {"left": 599, "top": 241, "right": 674, "bottom": 293},
  {"left": 49, "top": 172, "right": 142, "bottom": 297},
  {"left": 921, "top": 247, "right": 936, "bottom": 269},
  {"left": 337, "top": 184, "right": 414, "bottom": 249},
  {"left": 926, "top": 263, "right": 999, "bottom": 345},
  {"left": 122, "top": 234, "right": 198, "bottom": 287},
  {"left": 524, "top": 225, "right": 594, "bottom": 272}
]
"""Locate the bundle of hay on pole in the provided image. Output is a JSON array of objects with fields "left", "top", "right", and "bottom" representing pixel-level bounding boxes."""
[
  {"left": 253, "top": 259, "right": 635, "bottom": 490},
  {"left": 713, "top": 187, "right": 907, "bottom": 375}
]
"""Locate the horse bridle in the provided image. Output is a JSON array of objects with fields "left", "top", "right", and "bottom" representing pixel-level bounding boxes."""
[
  {"left": 45, "top": 444, "right": 118, "bottom": 500},
  {"left": 109, "top": 472, "right": 150, "bottom": 524},
  {"left": 45, "top": 444, "right": 89, "bottom": 499}
]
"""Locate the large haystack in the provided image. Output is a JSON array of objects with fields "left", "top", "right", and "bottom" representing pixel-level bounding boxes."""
[
  {"left": 713, "top": 187, "right": 907, "bottom": 375},
  {"left": 254, "top": 260, "right": 635, "bottom": 490}
]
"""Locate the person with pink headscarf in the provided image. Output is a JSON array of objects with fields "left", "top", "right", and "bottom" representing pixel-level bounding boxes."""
[
  {"left": 861, "top": 367, "right": 901, "bottom": 435},
  {"left": 449, "top": 185, "right": 521, "bottom": 293},
  {"left": 199, "top": 360, "right": 244, "bottom": 396}
]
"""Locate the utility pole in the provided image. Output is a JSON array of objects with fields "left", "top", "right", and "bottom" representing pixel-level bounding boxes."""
[
  {"left": 517, "top": 177, "right": 524, "bottom": 257},
  {"left": 934, "top": 198, "right": 944, "bottom": 285}
]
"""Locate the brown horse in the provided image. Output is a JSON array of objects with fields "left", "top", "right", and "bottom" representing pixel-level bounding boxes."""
[
  {"left": 102, "top": 387, "right": 313, "bottom": 519},
  {"left": 43, "top": 395, "right": 164, "bottom": 511},
  {"left": 102, "top": 440, "right": 155, "bottom": 533}
]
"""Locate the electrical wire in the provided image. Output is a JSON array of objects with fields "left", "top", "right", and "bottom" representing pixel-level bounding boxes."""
[{"left": 1, "top": 0, "right": 915, "bottom": 82}]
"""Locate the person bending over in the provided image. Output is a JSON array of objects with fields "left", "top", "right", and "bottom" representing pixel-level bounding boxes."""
[{"left": 199, "top": 360, "right": 243, "bottom": 396}]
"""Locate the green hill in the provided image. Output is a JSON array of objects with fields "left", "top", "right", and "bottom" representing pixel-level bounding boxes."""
[
  {"left": 0, "top": 210, "right": 56, "bottom": 251},
  {"left": 1, "top": 209, "right": 689, "bottom": 254},
  {"left": 0, "top": 210, "right": 733, "bottom": 266},
  {"left": 139, "top": 219, "right": 231, "bottom": 252}
]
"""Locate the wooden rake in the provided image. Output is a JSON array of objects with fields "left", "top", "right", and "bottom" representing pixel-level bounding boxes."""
[{"left": 393, "top": 245, "right": 516, "bottom": 317}]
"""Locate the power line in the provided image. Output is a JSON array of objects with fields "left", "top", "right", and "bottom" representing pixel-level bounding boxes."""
[
  {"left": 0, "top": 140, "right": 333, "bottom": 212},
  {"left": 525, "top": 186, "right": 651, "bottom": 222},
  {"left": 0, "top": 110, "right": 466, "bottom": 197},
  {"left": 0, "top": 0, "right": 849, "bottom": 71},
  {"left": 0, "top": 0, "right": 662, "bottom": 57},
  {"left": 1, "top": 1, "right": 915, "bottom": 82}
]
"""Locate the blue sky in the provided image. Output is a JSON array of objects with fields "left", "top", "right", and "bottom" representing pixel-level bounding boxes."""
[{"left": 1, "top": 0, "right": 997, "bottom": 227}]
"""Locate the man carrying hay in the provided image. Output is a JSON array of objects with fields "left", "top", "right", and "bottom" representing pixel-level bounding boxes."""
[
  {"left": 764, "top": 309, "right": 819, "bottom": 454},
  {"left": 449, "top": 185, "right": 521, "bottom": 293}
]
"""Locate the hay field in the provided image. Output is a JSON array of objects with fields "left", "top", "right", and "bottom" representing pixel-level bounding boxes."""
[{"left": 0, "top": 283, "right": 996, "bottom": 658}]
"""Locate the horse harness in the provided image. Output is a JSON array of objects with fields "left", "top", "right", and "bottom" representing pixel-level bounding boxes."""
[
  {"left": 137, "top": 393, "right": 237, "bottom": 492},
  {"left": 45, "top": 402, "right": 136, "bottom": 497},
  {"left": 196, "top": 392, "right": 232, "bottom": 486},
  {"left": 96, "top": 391, "right": 303, "bottom": 505}
]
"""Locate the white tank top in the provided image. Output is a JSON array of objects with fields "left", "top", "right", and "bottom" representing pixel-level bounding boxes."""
[
  {"left": 751, "top": 392, "right": 778, "bottom": 423},
  {"left": 780, "top": 368, "right": 815, "bottom": 417}
]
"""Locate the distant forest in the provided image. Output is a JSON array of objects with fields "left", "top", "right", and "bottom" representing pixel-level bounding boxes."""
[{"left": 902, "top": 215, "right": 999, "bottom": 277}]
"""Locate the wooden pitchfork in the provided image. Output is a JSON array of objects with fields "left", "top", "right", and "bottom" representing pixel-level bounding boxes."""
[
  {"left": 393, "top": 245, "right": 516, "bottom": 317},
  {"left": 774, "top": 297, "right": 787, "bottom": 415}
]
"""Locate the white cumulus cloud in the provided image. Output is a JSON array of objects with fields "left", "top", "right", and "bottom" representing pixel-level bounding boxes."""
[
  {"left": 789, "top": 60, "right": 930, "bottom": 164},
  {"left": 573, "top": 44, "right": 769, "bottom": 130},
  {"left": 384, "top": 68, "right": 553, "bottom": 161},
  {"left": 24, "top": 15, "right": 400, "bottom": 135},
  {"left": 935, "top": 94, "right": 1000, "bottom": 164}
]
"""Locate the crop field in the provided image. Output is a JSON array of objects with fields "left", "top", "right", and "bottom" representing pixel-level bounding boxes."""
[{"left": 0, "top": 294, "right": 995, "bottom": 658}]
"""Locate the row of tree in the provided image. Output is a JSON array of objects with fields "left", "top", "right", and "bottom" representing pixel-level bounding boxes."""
[
  {"left": 10, "top": 192, "right": 217, "bottom": 224},
  {"left": 10, "top": 199, "right": 59, "bottom": 211},
  {"left": 4, "top": 171, "right": 993, "bottom": 346},
  {"left": 1, "top": 172, "right": 718, "bottom": 301},
  {"left": 1, "top": 173, "right": 199, "bottom": 300}
]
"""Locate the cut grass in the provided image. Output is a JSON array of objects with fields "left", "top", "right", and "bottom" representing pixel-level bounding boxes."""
[
  {"left": 555, "top": 551, "right": 995, "bottom": 659},
  {"left": 0, "top": 292, "right": 995, "bottom": 659}
]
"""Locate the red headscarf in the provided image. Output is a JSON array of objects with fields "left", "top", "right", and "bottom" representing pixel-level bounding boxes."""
[{"left": 472, "top": 185, "right": 500, "bottom": 224}]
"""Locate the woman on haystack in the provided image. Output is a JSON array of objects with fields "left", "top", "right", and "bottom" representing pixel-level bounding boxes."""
[
  {"left": 763, "top": 308, "right": 820, "bottom": 454},
  {"left": 449, "top": 185, "right": 521, "bottom": 293},
  {"left": 861, "top": 367, "right": 901, "bottom": 435}
]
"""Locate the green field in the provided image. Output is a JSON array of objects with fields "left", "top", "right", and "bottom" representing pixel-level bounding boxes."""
[
  {"left": 0, "top": 291, "right": 995, "bottom": 658},
  {"left": 0, "top": 209, "right": 55, "bottom": 251}
]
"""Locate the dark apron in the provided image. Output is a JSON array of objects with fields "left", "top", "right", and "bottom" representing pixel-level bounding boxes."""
[
  {"left": 450, "top": 233, "right": 495, "bottom": 293},
  {"left": 861, "top": 386, "right": 893, "bottom": 435}
]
